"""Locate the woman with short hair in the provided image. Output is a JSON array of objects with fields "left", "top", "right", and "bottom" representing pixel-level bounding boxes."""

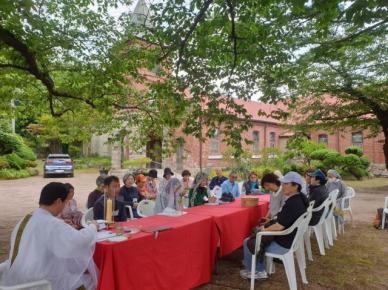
[
  {"left": 242, "top": 172, "right": 260, "bottom": 195},
  {"left": 241, "top": 172, "right": 308, "bottom": 280},
  {"left": 261, "top": 173, "right": 285, "bottom": 221}
]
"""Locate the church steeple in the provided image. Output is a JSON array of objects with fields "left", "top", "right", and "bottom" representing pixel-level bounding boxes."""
[{"left": 131, "top": 0, "right": 151, "bottom": 27}]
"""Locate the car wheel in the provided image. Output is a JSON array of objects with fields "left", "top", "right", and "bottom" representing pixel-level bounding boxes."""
[
  {"left": 69, "top": 173, "right": 74, "bottom": 178},
  {"left": 44, "top": 173, "right": 48, "bottom": 178}
]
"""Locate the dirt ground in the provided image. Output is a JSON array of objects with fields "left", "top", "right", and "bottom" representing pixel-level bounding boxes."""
[{"left": 1, "top": 174, "right": 388, "bottom": 289}]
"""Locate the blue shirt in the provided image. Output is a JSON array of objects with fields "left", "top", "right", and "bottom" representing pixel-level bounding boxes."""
[{"left": 221, "top": 179, "right": 240, "bottom": 198}]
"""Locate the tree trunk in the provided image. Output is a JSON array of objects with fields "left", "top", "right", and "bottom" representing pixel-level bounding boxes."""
[
  {"left": 146, "top": 134, "right": 163, "bottom": 169},
  {"left": 382, "top": 124, "right": 388, "bottom": 171}
]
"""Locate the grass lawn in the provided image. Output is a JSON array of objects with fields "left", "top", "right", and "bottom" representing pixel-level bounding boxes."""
[
  {"left": 346, "top": 177, "right": 388, "bottom": 190},
  {"left": 198, "top": 222, "right": 388, "bottom": 290}
]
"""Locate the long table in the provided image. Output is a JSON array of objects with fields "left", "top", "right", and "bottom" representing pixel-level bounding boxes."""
[{"left": 94, "top": 195, "right": 270, "bottom": 290}]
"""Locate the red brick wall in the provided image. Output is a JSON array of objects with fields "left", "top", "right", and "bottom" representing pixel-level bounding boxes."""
[{"left": 310, "top": 129, "right": 385, "bottom": 164}]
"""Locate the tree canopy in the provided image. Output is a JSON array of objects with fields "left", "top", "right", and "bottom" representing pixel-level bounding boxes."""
[{"left": 1, "top": 0, "right": 387, "bottom": 165}]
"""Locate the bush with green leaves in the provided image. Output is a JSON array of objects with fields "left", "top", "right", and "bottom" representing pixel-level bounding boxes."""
[
  {"left": 0, "top": 156, "right": 9, "bottom": 169},
  {"left": 345, "top": 146, "right": 363, "bottom": 157},
  {"left": 5, "top": 153, "right": 27, "bottom": 170}
]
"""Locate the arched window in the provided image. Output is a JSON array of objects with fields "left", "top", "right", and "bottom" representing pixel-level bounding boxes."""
[
  {"left": 318, "top": 134, "right": 328, "bottom": 145},
  {"left": 352, "top": 132, "right": 363, "bottom": 147},
  {"left": 252, "top": 131, "right": 260, "bottom": 154}
]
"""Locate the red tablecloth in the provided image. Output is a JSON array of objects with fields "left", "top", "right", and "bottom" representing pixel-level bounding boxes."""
[
  {"left": 94, "top": 214, "right": 218, "bottom": 290},
  {"left": 94, "top": 195, "right": 270, "bottom": 289},
  {"left": 186, "top": 195, "right": 270, "bottom": 256}
]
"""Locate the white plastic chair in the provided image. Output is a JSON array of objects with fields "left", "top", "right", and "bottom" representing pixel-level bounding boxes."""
[
  {"left": 80, "top": 207, "right": 94, "bottom": 228},
  {"left": 125, "top": 205, "right": 135, "bottom": 220},
  {"left": 304, "top": 196, "right": 331, "bottom": 261},
  {"left": 343, "top": 187, "right": 355, "bottom": 223},
  {"left": 137, "top": 200, "right": 155, "bottom": 217},
  {"left": 337, "top": 187, "right": 356, "bottom": 233},
  {"left": 250, "top": 210, "right": 310, "bottom": 290},
  {"left": 0, "top": 262, "right": 52, "bottom": 290},
  {"left": 324, "top": 190, "right": 339, "bottom": 247},
  {"left": 382, "top": 197, "right": 388, "bottom": 229}
]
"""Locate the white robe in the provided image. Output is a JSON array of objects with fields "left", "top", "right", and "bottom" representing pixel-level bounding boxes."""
[{"left": 1, "top": 208, "right": 98, "bottom": 290}]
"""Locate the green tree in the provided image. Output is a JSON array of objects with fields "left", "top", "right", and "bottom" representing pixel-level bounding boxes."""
[{"left": 144, "top": 0, "right": 387, "bottom": 165}]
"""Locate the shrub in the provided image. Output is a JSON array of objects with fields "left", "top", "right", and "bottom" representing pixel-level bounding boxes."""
[
  {"left": 0, "top": 168, "right": 31, "bottom": 179},
  {"left": 26, "top": 160, "right": 37, "bottom": 168},
  {"left": 345, "top": 146, "right": 363, "bottom": 157},
  {"left": 15, "top": 144, "right": 36, "bottom": 161},
  {"left": 5, "top": 153, "right": 27, "bottom": 169},
  {"left": 0, "top": 156, "right": 9, "bottom": 169},
  {"left": 123, "top": 157, "right": 152, "bottom": 168},
  {"left": 342, "top": 154, "right": 362, "bottom": 168},
  {"left": 309, "top": 149, "right": 331, "bottom": 161},
  {"left": 74, "top": 156, "right": 111, "bottom": 169},
  {"left": 359, "top": 156, "right": 371, "bottom": 169},
  {"left": 321, "top": 152, "right": 342, "bottom": 170},
  {"left": 26, "top": 167, "right": 39, "bottom": 176}
]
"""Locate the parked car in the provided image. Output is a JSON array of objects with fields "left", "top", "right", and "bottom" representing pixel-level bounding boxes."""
[{"left": 43, "top": 154, "right": 74, "bottom": 178}]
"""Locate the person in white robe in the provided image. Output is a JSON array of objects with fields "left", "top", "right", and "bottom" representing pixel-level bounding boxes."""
[{"left": 0, "top": 182, "right": 98, "bottom": 290}]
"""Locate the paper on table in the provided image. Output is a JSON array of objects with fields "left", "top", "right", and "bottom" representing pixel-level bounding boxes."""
[{"left": 96, "top": 231, "right": 116, "bottom": 241}]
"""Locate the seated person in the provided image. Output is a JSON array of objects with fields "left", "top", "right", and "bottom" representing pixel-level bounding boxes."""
[
  {"left": 189, "top": 172, "right": 209, "bottom": 207},
  {"left": 326, "top": 169, "right": 347, "bottom": 199},
  {"left": 1, "top": 182, "right": 98, "bottom": 290},
  {"left": 154, "top": 178, "right": 182, "bottom": 213},
  {"left": 307, "top": 169, "right": 329, "bottom": 226},
  {"left": 87, "top": 175, "right": 106, "bottom": 208},
  {"left": 181, "top": 169, "right": 193, "bottom": 196},
  {"left": 136, "top": 174, "right": 150, "bottom": 199},
  {"left": 145, "top": 169, "right": 158, "bottom": 199},
  {"left": 209, "top": 168, "right": 228, "bottom": 190},
  {"left": 243, "top": 171, "right": 260, "bottom": 195},
  {"left": 241, "top": 172, "right": 308, "bottom": 280},
  {"left": 261, "top": 173, "right": 285, "bottom": 221},
  {"left": 94, "top": 175, "right": 127, "bottom": 222},
  {"left": 58, "top": 183, "right": 83, "bottom": 229},
  {"left": 118, "top": 173, "right": 144, "bottom": 218},
  {"left": 221, "top": 171, "right": 240, "bottom": 198}
]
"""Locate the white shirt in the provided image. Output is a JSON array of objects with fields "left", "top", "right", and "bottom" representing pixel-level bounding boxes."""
[{"left": 1, "top": 208, "right": 98, "bottom": 290}]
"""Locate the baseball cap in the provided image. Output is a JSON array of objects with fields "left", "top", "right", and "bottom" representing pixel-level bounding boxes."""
[
  {"left": 307, "top": 169, "right": 326, "bottom": 181},
  {"left": 279, "top": 171, "right": 304, "bottom": 186}
]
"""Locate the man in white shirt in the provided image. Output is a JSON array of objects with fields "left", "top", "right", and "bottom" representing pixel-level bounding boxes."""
[{"left": 1, "top": 182, "right": 98, "bottom": 290}]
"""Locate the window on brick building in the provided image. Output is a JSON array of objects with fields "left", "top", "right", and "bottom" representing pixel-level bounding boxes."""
[
  {"left": 318, "top": 134, "right": 328, "bottom": 145},
  {"left": 210, "top": 129, "right": 220, "bottom": 154},
  {"left": 269, "top": 132, "right": 276, "bottom": 148},
  {"left": 252, "top": 131, "right": 260, "bottom": 154},
  {"left": 352, "top": 132, "right": 363, "bottom": 147}
]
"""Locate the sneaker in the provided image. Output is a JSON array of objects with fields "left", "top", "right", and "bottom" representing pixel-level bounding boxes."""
[{"left": 240, "top": 269, "right": 268, "bottom": 280}]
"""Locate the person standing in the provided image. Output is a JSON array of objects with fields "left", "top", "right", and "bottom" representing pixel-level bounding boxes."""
[
  {"left": 145, "top": 169, "right": 158, "bottom": 199},
  {"left": 1, "top": 182, "right": 98, "bottom": 290}
]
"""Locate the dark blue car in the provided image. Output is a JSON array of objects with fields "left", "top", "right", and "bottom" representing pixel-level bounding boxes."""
[{"left": 43, "top": 154, "right": 74, "bottom": 178}]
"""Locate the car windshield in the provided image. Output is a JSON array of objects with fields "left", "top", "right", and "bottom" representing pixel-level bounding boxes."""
[{"left": 48, "top": 155, "right": 70, "bottom": 159}]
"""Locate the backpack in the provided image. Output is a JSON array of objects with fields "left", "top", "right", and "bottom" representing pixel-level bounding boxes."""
[{"left": 373, "top": 208, "right": 388, "bottom": 229}]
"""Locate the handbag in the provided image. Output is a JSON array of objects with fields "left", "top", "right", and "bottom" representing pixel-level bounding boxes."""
[{"left": 220, "top": 192, "right": 235, "bottom": 202}]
